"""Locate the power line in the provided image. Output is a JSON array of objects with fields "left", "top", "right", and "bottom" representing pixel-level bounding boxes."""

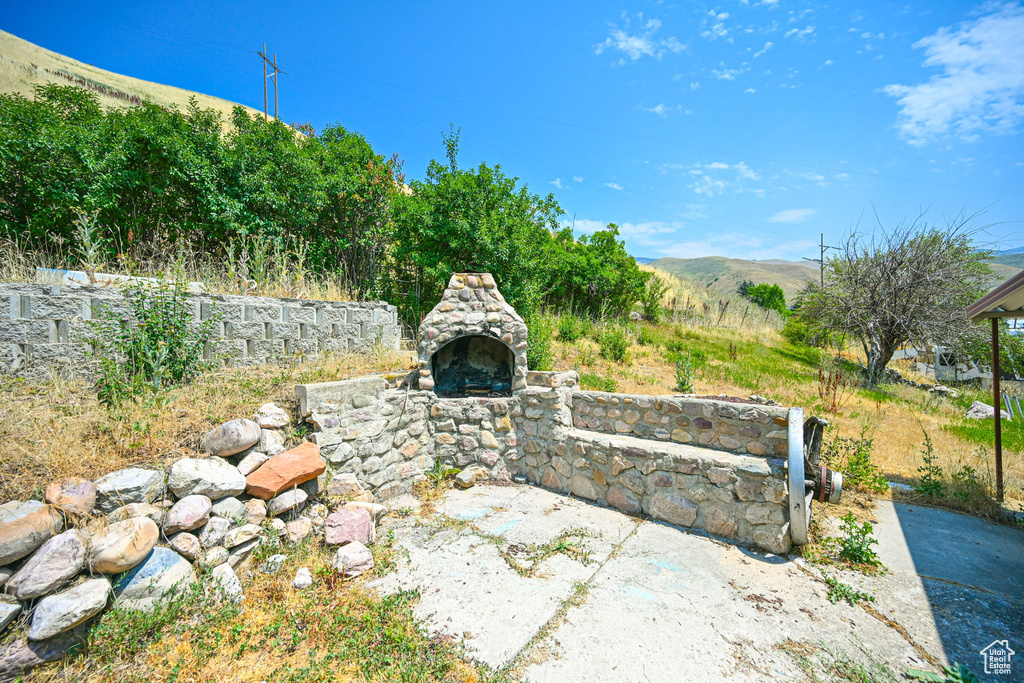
[{"left": 253, "top": 44, "right": 285, "bottom": 120}]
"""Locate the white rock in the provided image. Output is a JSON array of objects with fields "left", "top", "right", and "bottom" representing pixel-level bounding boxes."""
[
  {"left": 28, "top": 578, "right": 110, "bottom": 640},
  {"left": 93, "top": 468, "right": 165, "bottom": 513},
  {"left": 198, "top": 517, "right": 232, "bottom": 548},
  {"left": 244, "top": 499, "right": 267, "bottom": 525},
  {"left": 0, "top": 500, "right": 44, "bottom": 523},
  {"left": 0, "top": 567, "right": 13, "bottom": 589},
  {"left": 210, "top": 564, "right": 243, "bottom": 603},
  {"left": 259, "top": 428, "right": 287, "bottom": 456},
  {"left": 254, "top": 403, "right": 290, "bottom": 429},
  {"left": 210, "top": 497, "right": 247, "bottom": 523},
  {"left": 168, "top": 458, "right": 246, "bottom": 501},
  {"left": 285, "top": 517, "right": 313, "bottom": 544},
  {"left": 108, "top": 503, "right": 164, "bottom": 526},
  {"left": 224, "top": 524, "right": 262, "bottom": 549},
  {"left": 331, "top": 541, "right": 374, "bottom": 578},
  {"left": 292, "top": 567, "right": 313, "bottom": 589},
  {"left": 227, "top": 539, "right": 259, "bottom": 567},
  {"left": 965, "top": 400, "right": 1011, "bottom": 420},
  {"left": 262, "top": 554, "right": 287, "bottom": 574},
  {"left": 168, "top": 532, "right": 201, "bottom": 562},
  {"left": 7, "top": 530, "right": 87, "bottom": 600},
  {"left": 198, "top": 546, "right": 229, "bottom": 570},
  {"left": 0, "top": 600, "right": 21, "bottom": 632},
  {"left": 201, "top": 419, "right": 261, "bottom": 457},
  {"left": 236, "top": 451, "right": 271, "bottom": 477},
  {"left": 268, "top": 489, "right": 308, "bottom": 517}
]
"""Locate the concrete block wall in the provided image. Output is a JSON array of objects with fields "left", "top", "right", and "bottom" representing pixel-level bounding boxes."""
[{"left": 0, "top": 282, "right": 401, "bottom": 380}]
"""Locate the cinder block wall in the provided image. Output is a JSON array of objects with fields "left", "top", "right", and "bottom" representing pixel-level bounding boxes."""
[{"left": 0, "top": 283, "right": 401, "bottom": 381}]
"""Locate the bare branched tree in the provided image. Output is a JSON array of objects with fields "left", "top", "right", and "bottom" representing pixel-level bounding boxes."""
[{"left": 799, "top": 211, "right": 993, "bottom": 384}]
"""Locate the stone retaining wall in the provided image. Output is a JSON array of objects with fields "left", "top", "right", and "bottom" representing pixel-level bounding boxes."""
[
  {"left": 298, "top": 372, "right": 793, "bottom": 553},
  {"left": 572, "top": 391, "right": 791, "bottom": 457},
  {"left": 0, "top": 282, "right": 401, "bottom": 380}
]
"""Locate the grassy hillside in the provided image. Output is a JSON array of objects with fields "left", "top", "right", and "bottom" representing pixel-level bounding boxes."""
[
  {"left": 648, "top": 256, "right": 818, "bottom": 304},
  {"left": 0, "top": 29, "right": 263, "bottom": 124},
  {"left": 651, "top": 254, "right": 1022, "bottom": 304}
]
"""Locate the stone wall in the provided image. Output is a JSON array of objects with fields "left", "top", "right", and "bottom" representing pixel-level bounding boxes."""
[
  {"left": 297, "top": 372, "right": 794, "bottom": 554},
  {"left": 0, "top": 282, "right": 401, "bottom": 380},
  {"left": 571, "top": 391, "right": 791, "bottom": 457}
]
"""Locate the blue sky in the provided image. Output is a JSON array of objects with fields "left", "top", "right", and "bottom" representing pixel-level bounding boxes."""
[{"left": 4, "top": 0, "right": 1023, "bottom": 260}]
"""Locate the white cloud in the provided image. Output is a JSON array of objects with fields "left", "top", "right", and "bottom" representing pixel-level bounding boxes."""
[
  {"left": 639, "top": 103, "right": 686, "bottom": 116},
  {"left": 882, "top": 2, "right": 1024, "bottom": 145},
  {"left": 768, "top": 208, "right": 816, "bottom": 223},
  {"left": 595, "top": 14, "right": 687, "bottom": 61},
  {"left": 690, "top": 81, "right": 701, "bottom": 90},
  {"left": 745, "top": 87, "right": 757, "bottom": 93},
  {"left": 560, "top": 218, "right": 677, "bottom": 247},
  {"left": 573, "top": 176, "right": 583, "bottom": 183},
  {"left": 712, "top": 67, "right": 746, "bottom": 80},
  {"left": 659, "top": 233, "right": 817, "bottom": 259},
  {"left": 785, "top": 26, "right": 815, "bottom": 40},
  {"left": 564, "top": 218, "right": 607, "bottom": 234},
  {"left": 549, "top": 178, "right": 563, "bottom": 189},
  {"left": 700, "top": 9, "right": 731, "bottom": 40},
  {"left": 705, "top": 162, "right": 730, "bottom": 169},
  {"left": 821, "top": 59, "right": 835, "bottom": 67},
  {"left": 753, "top": 41, "right": 774, "bottom": 57},
  {"left": 605, "top": 182, "right": 624, "bottom": 190}
]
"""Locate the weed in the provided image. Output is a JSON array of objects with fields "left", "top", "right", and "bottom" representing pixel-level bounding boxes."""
[
  {"left": 823, "top": 574, "right": 875, "bottom": 605},
  {"left": 823, "top": 428, "right": 888, "bottom": 494},
  {"left": 818, "top": 364, "right": 852, "bottom": 414},
  {"left": 674, "top": 352, "right": 695, "bottom": 393},
  {"left": 637, "top": 325, "right": 660, "bottom": 347},
  {"left": 835, "top": 513, "right": 884, "bottom": 569},
  {"left": 915, "top": 429, "right": 946, "bottom": 498},
  {"left": 728, "top": 342, "right": 738, "bottom": 362},
  {"left": 525, "top": 312, "right": 556, "bottom": 371},
  {"left": 907, "top": 663, "right": 980, "bottom": 683},
  {"left": 597, "top": 326, "right": 630, "bottom": 363},
  {"left": 497, "top": 527, "right": 597, "bottom": 577},
  {"left": 579, "top": 372, "right": 617, "bottom": 392}
]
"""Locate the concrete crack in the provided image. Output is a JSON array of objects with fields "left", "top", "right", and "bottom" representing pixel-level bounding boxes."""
[{"left": 499, "top": 518, "right": 644, "bottom": 677}]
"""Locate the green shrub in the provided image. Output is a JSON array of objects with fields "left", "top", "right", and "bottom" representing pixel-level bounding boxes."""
[
  {"left": 636, "top": 325, "right": 661, "bottom": 347},
  {"left": 781, "top": 316, "right": 813, "bottom": 345},
  {"left": 557, "top": 315, "right": 591, "bottom": 343},
  {"left": 915, "top": 430, "right": 946, "bottom": 497},
  {"left": 525, "top": 312, "right": 555, "bottom": 371},
  {"left": 579, "top": 372, "right": 617, "bottom": 392},
  {"left": 89, "top": 279, "right": 220, "bottom": 407},
  {"left": 597, "top": 327, "right": 630, "bottom": 363}
]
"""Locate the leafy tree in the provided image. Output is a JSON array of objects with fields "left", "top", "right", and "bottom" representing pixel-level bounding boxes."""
[
  {"left": 743, "top": 283, "right": 788, "bottom": 315},
  {"left": 798, "top": 214, "right": 992, "bottom": 384}
]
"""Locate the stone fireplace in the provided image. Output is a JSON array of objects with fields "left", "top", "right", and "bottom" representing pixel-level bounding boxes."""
[{"left": 417, "top": 273, "right": 528, "bottom": 395}]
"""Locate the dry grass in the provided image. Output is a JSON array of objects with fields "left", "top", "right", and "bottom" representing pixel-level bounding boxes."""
[
  {"left": 0, "top": 350, "right": 415, "bottom": 503},
  {"left": 0, "top": 29, "right": 263, "bottom": 129},
  {"left": 34, "top": 538, "right": 485, "bottom": 683}
]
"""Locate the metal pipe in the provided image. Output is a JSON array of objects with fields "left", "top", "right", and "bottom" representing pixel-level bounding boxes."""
[
  {"left": 992, "top": 318, "right": 1003, "bottom": 502},
  {"left": 1004, "top": 392, "right": 1016, "bottom": 420}
]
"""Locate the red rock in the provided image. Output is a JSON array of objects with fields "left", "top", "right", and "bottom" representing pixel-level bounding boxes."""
[
  {"left": 44, "top": 478, "right": 97, "bottom": 516},
  {"left": 245, "top": 442, "right": 325, "bottom": 501},
  {"left": 324, "top": 508, "right": 375, "bottom": 546}
]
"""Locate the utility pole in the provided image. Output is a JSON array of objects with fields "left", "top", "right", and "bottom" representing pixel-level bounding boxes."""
[
  {"left": 253, "top": 44, "right": 286, "bottom": 121},
  {"left": 802, "top": 233, "right": 836, "bottom": 289}
]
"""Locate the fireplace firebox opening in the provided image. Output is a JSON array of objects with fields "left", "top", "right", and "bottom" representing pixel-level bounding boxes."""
[{"left": 431, "top": 335, "right": 513, "bottom": 397}]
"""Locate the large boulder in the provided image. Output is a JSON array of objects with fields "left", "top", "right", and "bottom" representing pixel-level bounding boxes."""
[
  {"left": 168, "top": 458, "right": 246, "bottom": 501},
  {"left": 0, "top": 505, "right": 63, "bottom": 566},
  {"left": 7, "top": 530, "right": 87, "bottom": 600},
  {"left": 253, "top": 403, "right": 289, "bottom": 429},
  {"left": 202, "top": 419, "right": 261, "bottom": 457},
  {"left": 94, "top": 468, "right": 165, "bottom": 513},
  {"left": 89, "top": 517, "right": 159, "bottom": 574},
  {"left": 27, "top": 578, "right": 110, "bottom": 640},
  {"left": 113, "top": 547, "right": 196, "bottom": 611},
  {"left": 197, "top": 517, "right": 231, "bottom": 548},
  {"left": 331, "top": 541, "right": 374, "bottom": 577},
  {"left": 223, "top": 524, "right": 262, "bottom": 549},
  {"left": 44, "top": 478, "right": 97, "bottom": 516},
  {"left": 965, "top": 400, "right": 1011, "bottom": 420},
  {"left": 210, "top": 497, "right": 247, "bottom": 522},
  {"left": 163, "top": 495, "right": 212, "bottom": 535},
  {"left": 324, "top": 508, "right": 375, "bottom": 546},
  {"left": 0, "top": 500, "right": 45, "bottom": 523},
  {"left": 245, "top": 442, "right": 325, "bottom": 500},
  {"left": 0, "top": 600, "right": 20, "bottom": 631}
]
